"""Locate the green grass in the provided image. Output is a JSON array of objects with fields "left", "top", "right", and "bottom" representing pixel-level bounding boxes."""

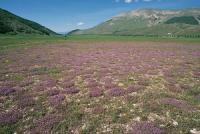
[
  {"left": 0, "top": 125, "right": 15, "bottom": 134},
  {"left": 0, "top": 34, "right": 200, "bottom": 51},
  {"left": 65, "top": 35, "right": 200, "bottom": 43},
  {"left": 0, "top": 34, "right": 66, "bottom": 50}
]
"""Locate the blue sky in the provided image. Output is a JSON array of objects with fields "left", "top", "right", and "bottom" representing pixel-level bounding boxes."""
[{"left": 0, "top": 0, "right": 200, "bottom": 33}]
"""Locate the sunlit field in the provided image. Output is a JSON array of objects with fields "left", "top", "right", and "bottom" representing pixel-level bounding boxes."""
[{"left": 0, "top": 35, "right": 200, "bottom": 133}]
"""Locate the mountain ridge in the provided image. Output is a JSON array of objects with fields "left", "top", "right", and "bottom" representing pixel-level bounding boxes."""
[
  {"left": 70, "top": 8, "right": 200, "bottom": 36},
  {"left": 0, "top": 8, "right": 57, "bottom": 35}
]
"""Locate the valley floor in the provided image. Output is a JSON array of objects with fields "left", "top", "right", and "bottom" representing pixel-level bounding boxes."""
[{"left": 0, "top": 41, "right": 200, "bottom": 133}]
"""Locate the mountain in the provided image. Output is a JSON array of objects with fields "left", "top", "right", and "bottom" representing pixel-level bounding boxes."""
[
  {"left": 67, "top": 29, "right": 81, "bottom": 35},
  {"left": 70, "top": 8, "right": 200, "bottom": 36},
  {"left": 0, "top": 8, "right": 57, "bottom": 35}
]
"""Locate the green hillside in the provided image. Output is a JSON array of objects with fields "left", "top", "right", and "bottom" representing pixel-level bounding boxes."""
[
  {"left": 0, "top": 8, "right": 57, "bottom": 35},
  {"left": 165, "top": 16, "right": 199, "bottom": 25},
  {"left": 70, "top": 8, "right": 200, "bottom": 36},
  {"left": 67, "top": 29, "right": 81, "bottom": 35}
]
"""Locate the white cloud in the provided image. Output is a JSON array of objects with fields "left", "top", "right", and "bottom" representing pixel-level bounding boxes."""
[
  {"left": 124, "top": 0, "right": 133, "bottom": 3},
  {"left": 115, "top": 0, "right": 153, "bottom": 4},
  {"left": 143, "top": 0, "right": 152, "bottom": 2},
  {"left": 123, "top": 0, "right": 139, "bottom": 3},
  {"left": 77, "top": 22, "right": 84, "bottom": 26}
]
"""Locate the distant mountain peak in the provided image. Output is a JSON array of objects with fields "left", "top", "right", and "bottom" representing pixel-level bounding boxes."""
[
  {"left": 70, "top": 8, "right": 200, "bottom": 36},
  {"left": 114, "top": 8, "right": 182, "bottom": 18}
]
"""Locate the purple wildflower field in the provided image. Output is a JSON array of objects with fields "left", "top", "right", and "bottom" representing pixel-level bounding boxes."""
[
  {"left": 0, "top": 42, "right": 200, "bottom": 133},
  {"left": 128, "top": 122, "right": 164, "bottom": 134}
]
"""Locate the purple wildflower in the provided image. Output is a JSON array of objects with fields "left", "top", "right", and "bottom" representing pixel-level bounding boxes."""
[
  {"left": 193, "top": 71, "right": 200, "bottom": 78},
  {"left": 0, "top": 109, "right": 22, "bottom": 125},
  {"left": 161, "top": 98, "right": 194, "bottom": 112},
  {"left": 126, "top": 85, "right": 144, "bottom": 93},
  {"left": 0, "top": 87, "right": 16, "bottom": 96},
  {"left": 48, "top": 94, "right": 65, "bottom": 107},
  {"left": 19, "top": 78, "right": 34, "bottom": 87},
  {"left": 31, "top": 114, "right": 62, "bottom": 133},
  {"left": 89, "top": 88, "right": 103, "bottom": 97},
  {"left": 104, "top": 81, "right": 118, "bottom": 89},
  {"left": 87, "top": 81, "right": 99, "bottom": 88},
  {"left": 18, "top": 95, "right": 35, "bottom": 108},
  {"left": 46, "top": 89, "right": 60, "bottom": 96},
  {"left": 65, "top": 87, "right": 80, "bottom": 94},
  {"left": 138, "top": 79, "right": 149, "bottom": 86},
  {"left": 41, "top": 79, "right": 57, "bottom": 88},
  {"left": 64, "top": 81, "right": 75, "bottom": 88},
  {"left": 108, "top": 88, "right": 125, "bottom": 96},
  {"left": 128, "top": 122, "right": 164, "bottom": 134}
]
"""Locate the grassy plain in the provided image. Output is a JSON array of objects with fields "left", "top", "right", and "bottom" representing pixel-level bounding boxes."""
[
  {"left": 1, "top": 34, "right": 200, "bottom": 50},
  {"left": 0, "top": 35, "right": 200, "bottom": 134}
]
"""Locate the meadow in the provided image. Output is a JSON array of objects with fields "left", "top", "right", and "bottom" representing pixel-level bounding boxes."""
[
  {"left": 1, "top": 34, "right": 200, "bottom": 50},
  {"left": 0, "top": 35, "right": 200, "bottom": 134}
]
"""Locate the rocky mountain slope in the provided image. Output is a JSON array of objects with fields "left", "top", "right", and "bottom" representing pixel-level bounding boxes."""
[{"left": 70, "top": 8, "right": 200, "bottom": 36}]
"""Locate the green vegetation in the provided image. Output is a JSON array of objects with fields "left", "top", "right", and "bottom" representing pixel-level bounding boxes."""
[
  {"left": 0, "top": 126, "right": 15, "bottom": 134},
  {"left": 65, "top": 35, "right": 200, "bottom": 44},
  {"left": 165, "top": 16, "right": 199, "bottom": 25},
  {"left": 198, "top": 15, "right": 200, "bottom": 20},
  {"left": 0, "top": 8, "right": 57, "bottom": 35},
  {"left": 0, "top": 35, "right": 66, "bottom": 50},
  {"left": 0, "top": 34, "right": 200, "bottom": 51},
  {"left": 0, "top": 21, "right": 13, "bottom": 34}
]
